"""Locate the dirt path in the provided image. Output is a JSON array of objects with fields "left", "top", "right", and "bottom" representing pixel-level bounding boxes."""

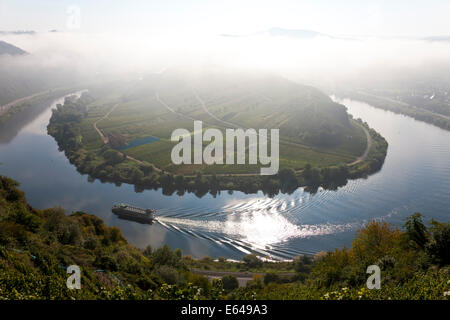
[
  {"left": 156, "top": 92, "right": 198, "bottom": 122},
  {"left": 347, "top": 124, "right": 372, "bottom": 166},
  {"left": 93, "top": 103, "right": 120, "bottom": 144},
  {"left": 193, "top": 90, "right": 238, "bottom": 128},
  {"left": 93, "top": 103, "right": 162, "bottom": 172},
  {"left": 0, "top": 90, "right": 51, "bottom": 116}
]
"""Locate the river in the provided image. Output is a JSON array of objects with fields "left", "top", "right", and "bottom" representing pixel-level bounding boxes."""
[{"left": 0, "top": 94, "right": 449, "bottom": 260}]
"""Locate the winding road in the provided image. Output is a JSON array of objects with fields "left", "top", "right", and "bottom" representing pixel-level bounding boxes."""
[
  {"left": 93, "top": 103, "right": 120, "bottom": 144},
  {"left": 347, "top": 125, "right": 372, "bottom": 166}
]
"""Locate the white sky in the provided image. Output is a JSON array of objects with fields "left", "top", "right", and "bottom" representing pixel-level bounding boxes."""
[{"left": 1, "top": 0, "right": 450, "bottom": 37}]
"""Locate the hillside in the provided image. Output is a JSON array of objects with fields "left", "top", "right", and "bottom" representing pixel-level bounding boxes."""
[
  {"left": 75, "top": 71, "right": 369, "bottom": 170},
  {"left": 0, "top": 175, "right": 213, "bottom": 299}
]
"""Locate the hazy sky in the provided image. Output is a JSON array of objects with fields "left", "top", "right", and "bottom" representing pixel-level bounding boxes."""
[{"left": 1, "top": 0, "right": 450, "bottom": 37}]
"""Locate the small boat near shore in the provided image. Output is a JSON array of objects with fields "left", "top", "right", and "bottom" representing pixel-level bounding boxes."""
[{"left": 112, "top": 203, "right": 156, "bottom": 224}]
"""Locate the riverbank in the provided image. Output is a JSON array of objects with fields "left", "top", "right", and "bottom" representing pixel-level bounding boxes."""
[
  {"left": 47, "top": 92, "right": 388, "bottom": 196},
  {"left": 0, "top": 87, "right": 86, "bottom": 125},
  {"left": 340, "top": 90, "right": 450, "bottom": 132}
]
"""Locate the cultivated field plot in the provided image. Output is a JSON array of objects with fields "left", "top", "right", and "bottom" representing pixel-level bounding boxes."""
[{"left": 80, "top": 72, "right": 366, "bottom": 175}]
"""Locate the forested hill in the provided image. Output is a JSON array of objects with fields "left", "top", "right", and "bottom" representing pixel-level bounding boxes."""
[{"left": 0, "top": 50, "right": 83, "bottom": 106}]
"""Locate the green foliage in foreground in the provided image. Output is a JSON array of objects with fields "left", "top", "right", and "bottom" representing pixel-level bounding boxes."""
[{"left": 0, "top": 176, "right": 448, "bottom": 300}]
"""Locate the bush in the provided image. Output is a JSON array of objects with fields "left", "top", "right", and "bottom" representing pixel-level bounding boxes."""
[
  {"left": 103, "top": 149, "right": 124, "bottom": 165},
  {"left": 94, "top": 255, "right": 118, "bottom": 271},
  {"left": 222, "top": 275, "right": 239, "bottom": 291},
  {"left": 188, "top": 273, "right": 212, "bottom": 294},
  {"left": 8, "top": 205, "right": 41, "bottom": 232},
  {"left": 404, "top": 213, "right": 428, "bottom": 249},
  {"left": 153, "top": 265, "right": 180, "bottom": 285},
  {"left": 243, "top": 254, "right": 262, "bottom": 269},
  {"left": 246, "top": 276, "right": 264, "bottom": 290},
  {"left": 264, "top": 271, "right": 280, "bottom": 285},
  {"left": 143, "top": 245, "right": 152, "bottom": 257},
  {"left": 152, "top": 245, "right": 184, "bottom": 269},
  {"left": 426, "top": 221, "right": 450, "bottom": 266},
  {"left": 293, "top": 255, "right": 313, "bottom": 273}
]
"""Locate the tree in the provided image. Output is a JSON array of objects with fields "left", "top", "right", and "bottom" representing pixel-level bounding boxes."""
[
  {"left": 293, "top": 255, "right": 312, "bottom": 273},
  {"left": 222, "top": 275, "right": 239, "bottom": 291},
  {"left": 140, "top": 163, "right": 155, "bottom": 175},
  {"left": 153, "top": 265, "right": 180, "bottom": 285},
  {"left": 243, "top": 254, "right": 263, "bottom": 269},
  {"left": 152, "top": 245, "right": 184, "bottom": 269},
  {"left": 130, "top": 167, "right": 144, "bottom": 183},
  {"left": 426, "top": 220, "right": 450, "bottom": 265},
  {"left": 159, "top": 174, "right": 174, "bottom": 187},
  {"left": 403, "top": 213, "right": 428, "bottom": 249},
  {"left": 263, "top": 271, "right": 280, "bottom": 285},
  {"left": 278, "top": 168, "right": 298, "bottom": 189},
  {"left": 174, "top": 174, "right": 185, "bottom": 186},
  {"left": 103, "top": 149, "right": 124, "bottom": 165},
  {"left": 351, "top": 220, "right": 401, "bottom": 263},
  {"left": 143, "top": 245, "right": 152, "bottom": 257}
]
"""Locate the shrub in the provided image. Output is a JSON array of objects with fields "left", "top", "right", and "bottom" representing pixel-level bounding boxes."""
[
  {"left": 243, "top": 254, "right": 262, "bottom": 269},
  {"left": 94, "top": 255, "right": 118, "bottom": 271},
  {"left": 264, "top": 271, "right": 280, "bottom": 285},
  {"left": 152, "top": 245, "right": 184, "bottom": 269},
  {"left": 426, "top": 221, "right": 450, "bottom": 266},
  {"left": 293, "top": 255, "right": 313, "bottom": 273},
  {"left": 222, "top": 275, "right": 239, "bottom": 291},
  {"left": 404, "top": 213, "right": 428, "bottom": 249},
  {"left": 153, "top": 265, "right": 180, "bottom": 285}
]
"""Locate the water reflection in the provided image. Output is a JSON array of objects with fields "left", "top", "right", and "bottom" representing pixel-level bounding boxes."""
[
  {"left": 0, "top": 98, "right": 53, "bottom": 144},
  {"left": 0, "top": 95, "right": 449, "bottom": 259}
]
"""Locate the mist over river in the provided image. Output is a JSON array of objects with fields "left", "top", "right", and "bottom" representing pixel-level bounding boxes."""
[{"left": 0, "top": 95, "right": 449, "bottom": 260}]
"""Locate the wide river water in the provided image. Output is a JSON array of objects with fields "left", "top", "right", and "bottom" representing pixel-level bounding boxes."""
[{"left": 0, "top": 94, "right": 449, "bottom": 260}]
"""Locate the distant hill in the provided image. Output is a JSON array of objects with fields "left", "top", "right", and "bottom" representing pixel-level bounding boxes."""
[
  {"left": 0, "top": 30, "right": 35, "bottom": 35},
  {"left": 422, "top": 36, "right": 450, "bottom": 42},
  {"left": 0, "top": 40, "right": 27, "bottom": 56}
]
